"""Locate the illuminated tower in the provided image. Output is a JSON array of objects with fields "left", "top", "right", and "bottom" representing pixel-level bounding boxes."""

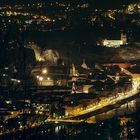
[
  {"left": 121, "top": 32, "right": 127, "bottom": 44},
  {"left": 70, "top": 64, "right": 77, "bottom": 76},
  {"left": 81, "top": 59, "right": 89, "bottom": 69}
]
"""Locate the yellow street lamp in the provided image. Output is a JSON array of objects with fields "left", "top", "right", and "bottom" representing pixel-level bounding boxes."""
[
  {"left": 47, "top": 77, "right": 50, "bottom": 80},
  {"left": 36, "top": 75, "right": 39, "bottom": 79},
  {"left": 42, "top": 68, "right": 48, "bottom": 74},
  {"left": 39, "top": 76, "right": 43, "bottom": 81}
]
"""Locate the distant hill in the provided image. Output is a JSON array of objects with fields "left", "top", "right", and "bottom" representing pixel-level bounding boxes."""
[
  {"left": 59, "top": 43, "right": 140, "bottom": 65},
  {"left": 0, "top": 0, "right": 139, "bottom": 8}
]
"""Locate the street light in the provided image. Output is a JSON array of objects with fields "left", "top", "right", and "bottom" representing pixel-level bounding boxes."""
[
  {"left": 47, "top": 77, "right": 50, "bottom": 80},
  {"left": 39, "top": 76, "right": 43, "bottom": 81},
  {"left": 42, "top": 68, "right": 48, "bottom": 74},
  {"left": 36, "top": 75, "right": 39, "bottom": 79}
]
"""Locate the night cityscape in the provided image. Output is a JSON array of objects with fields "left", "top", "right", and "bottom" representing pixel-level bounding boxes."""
[{"left": 0, "top": 0, "right": 140, "bottom": 139}]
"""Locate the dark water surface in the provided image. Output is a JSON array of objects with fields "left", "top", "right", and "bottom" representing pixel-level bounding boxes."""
[{"left": 1, "top": 111, "right": 140, "bottom": 140}]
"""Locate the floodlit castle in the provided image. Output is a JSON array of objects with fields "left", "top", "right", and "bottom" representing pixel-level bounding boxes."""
[{"left": 102, "top": 33, "right": 127, "bottom": 48}]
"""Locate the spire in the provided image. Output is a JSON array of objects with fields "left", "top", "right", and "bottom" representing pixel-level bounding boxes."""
[
  {"left": 72, "top": 63, "right": 76, "bottom": 76},
  {"left": 81, "top": 59, "right": 89, "bottom": 69},
  {"left": 121, "top": 31, "right": 127, "bottom": 44}
]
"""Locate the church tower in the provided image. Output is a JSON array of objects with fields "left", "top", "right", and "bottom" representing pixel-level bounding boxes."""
[
  {"left": 121, "top": 32, "right": 127, "bottom": 44},
  {"left": 81, "top": 59, "right": 89, "bottom": 69}
]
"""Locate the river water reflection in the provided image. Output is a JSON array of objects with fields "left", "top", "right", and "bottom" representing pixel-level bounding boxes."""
[
  {"left": 1, "top": 110, "right": 140, "bottom": 140},
  {"left": 1, "top": 97, "right": 140, "bottom": 140}
]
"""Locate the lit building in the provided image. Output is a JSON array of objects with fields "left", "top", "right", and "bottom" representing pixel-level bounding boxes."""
[
  {"left": 31, "top": 63, "right": 69, "bottom": 86},
  {"left": 103, "top": 40, "right": 123, "bottom": 48},
  {"left": 102, "top": 33, "right": 127, "bottom": 48},
  {"left": 138, "top": 4, "right": 140, "bottom": 12}
]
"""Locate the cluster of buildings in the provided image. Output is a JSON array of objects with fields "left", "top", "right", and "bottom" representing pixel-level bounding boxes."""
[
  {"left": 1, "top": 1, "right": 140, "bottom": 34},
  {"left": 127, "top": 3, "right": 140, "bottom": 14},
  {"left": 101, "top": 33, "right": 128, "bottom": 48},
  {"left": 31, "top": 59, "right": 134, "bottom": 94}
]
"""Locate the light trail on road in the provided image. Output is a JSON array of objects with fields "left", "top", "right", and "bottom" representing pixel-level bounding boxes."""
[{"left": 48, "top": 77, "right": 140, "bottom": 122}]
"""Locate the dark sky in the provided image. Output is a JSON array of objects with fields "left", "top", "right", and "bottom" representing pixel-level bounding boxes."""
[{"left": 0, "top": 0, "right": 139, "bottom": 8}]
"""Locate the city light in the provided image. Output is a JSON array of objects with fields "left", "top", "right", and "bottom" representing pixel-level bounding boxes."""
[
  {"left": 39, "top": 76, "right": 43, "bottom": 81},
  {"left": 36, "top": 75, "right": 40, "bottom": 79},
  {"left": 0, "top": 0, "right": 140, "bottom": 139},
  {"left": 42, "top": 68, "right": 48, "bottom": 74},
  {"left": 47, "top": 77, "right": 50, "bottom": 80}
]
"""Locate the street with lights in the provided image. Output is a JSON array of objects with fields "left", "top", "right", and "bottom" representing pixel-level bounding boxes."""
[
  {"left": 1, "top": 1, "right": 140, "bottom": 139},
  {"left": 47, "top": 76, "right": 140, "bottom": 123}
]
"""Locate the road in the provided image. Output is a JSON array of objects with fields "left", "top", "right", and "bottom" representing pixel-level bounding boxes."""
[{"left": 48, "top": 77, "right": 140, "bottom": 122}]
